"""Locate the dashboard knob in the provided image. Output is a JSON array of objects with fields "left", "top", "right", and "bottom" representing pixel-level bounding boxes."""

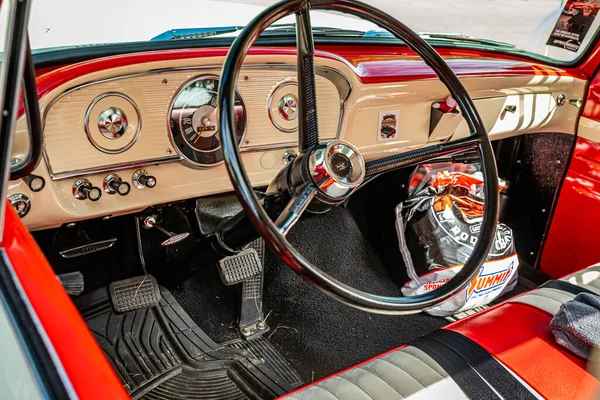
[
  {"left": 73, "top": 178, "right": 102, "bottom": 201},
  {"left": 103, "top": 174, "right": 131, "bottom": 196},
  {"left": 133, "top": 169, "right": 156, "bottom": 189},
  {"left": 8, "top": 193, "right": 30, "bottom": 218}
]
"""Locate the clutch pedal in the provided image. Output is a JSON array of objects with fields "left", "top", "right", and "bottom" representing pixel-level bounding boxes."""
[
  {"left": 107, "top": 275, "right": 161, "bottom": 314},
  {"left": 218, "top": 241, "right": 269, "bottom": 340}
]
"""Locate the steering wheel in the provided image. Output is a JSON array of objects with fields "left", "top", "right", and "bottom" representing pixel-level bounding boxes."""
[{"left": 218, "top": 0, "right": 499, "bottom": 314}]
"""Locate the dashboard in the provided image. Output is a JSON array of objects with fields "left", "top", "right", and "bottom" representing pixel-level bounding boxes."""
[{"left": 7, "top": 48, "right": 587, "bottom": 231}]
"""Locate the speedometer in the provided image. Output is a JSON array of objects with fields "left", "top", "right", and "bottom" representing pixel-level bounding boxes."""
[{"left": 169, "top": 75, "right": 246, "bottom": 166}]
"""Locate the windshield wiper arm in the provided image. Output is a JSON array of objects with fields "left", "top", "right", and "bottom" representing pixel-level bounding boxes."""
[{"left": 419, "top": 33, "right": 516, "bottom": 49}]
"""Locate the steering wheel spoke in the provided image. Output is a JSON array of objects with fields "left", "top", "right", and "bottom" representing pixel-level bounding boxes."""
[
  {"left": 295, "top": 3, "right": 320, "bottom": 152},
  {"left": 365, "top": 135, "right": 483, "bottom": 178},
  {"left": 275, "top": 182, "right": 317, "bottom": 236}
]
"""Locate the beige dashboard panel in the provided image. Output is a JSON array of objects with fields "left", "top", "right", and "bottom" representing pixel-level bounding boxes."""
[
  {"left": 8, "top": 53, "right": 588, "bottom": 231},
  {"left": 43, "top": 66, "right": 342, "bottom": 177},
  {"left": 452, "top": 93, "right": 557, "bottom": 139}
]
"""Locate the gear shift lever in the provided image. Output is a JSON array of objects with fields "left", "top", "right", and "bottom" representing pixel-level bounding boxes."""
[{"left": 143, "top": 216, "right": 190, "bottom": 247}]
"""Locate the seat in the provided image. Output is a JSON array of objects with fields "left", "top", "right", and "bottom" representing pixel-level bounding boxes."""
[
  {"left": 282, "top": 264, "right": 600, "bottom": 400},
  {"left": 284, "top": 345, "right": 467, "bottom": 400}
]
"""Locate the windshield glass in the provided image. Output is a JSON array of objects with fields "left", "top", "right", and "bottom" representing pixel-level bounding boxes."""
[{"left": 0, "top": 0, "right": 597, "bottom": 63}]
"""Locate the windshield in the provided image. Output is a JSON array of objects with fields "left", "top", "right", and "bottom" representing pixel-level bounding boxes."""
[{"left": 0, "top": 0, "right": 597, "bottom": 63}]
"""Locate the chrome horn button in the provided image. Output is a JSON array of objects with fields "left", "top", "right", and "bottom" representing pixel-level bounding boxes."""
[{"left": 308, "top": 141, "right": 366, "bottom": 199}]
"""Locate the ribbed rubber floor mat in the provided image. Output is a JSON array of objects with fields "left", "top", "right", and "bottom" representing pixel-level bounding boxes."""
[
  {"left": 143, "top": 371, "right": 246, "bottom": 400},
  {"left": 228, "top": 338, "right": 303, "bottom": 388},
  {"left": 76, "top": 287, "right": 297, "bottom": 399}
]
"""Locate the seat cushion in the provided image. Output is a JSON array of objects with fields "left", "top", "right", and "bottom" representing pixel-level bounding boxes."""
[
  {"left": 562, "top": 263, "right": 600, "bottom": 293},
  {"left": 284, "top": 345, "right": 467, "bottom": 400}
]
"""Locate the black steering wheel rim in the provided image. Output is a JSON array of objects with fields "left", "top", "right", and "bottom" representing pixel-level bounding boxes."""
[{"left": 218, "top": 0, "right": 499, "bottom": 314}]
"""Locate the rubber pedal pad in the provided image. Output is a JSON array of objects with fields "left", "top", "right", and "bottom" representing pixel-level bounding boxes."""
[
  {"left": 107, "top": 275, "right": 161, "bottom": 314},
  {"left": 56, "top": 271, "right": 84, "bottom": 296},
  {"left": 218, "top": 248, "right": 262, "bottom": 286}
]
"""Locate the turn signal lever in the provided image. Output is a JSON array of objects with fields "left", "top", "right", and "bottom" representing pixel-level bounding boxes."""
[
  {"left": 143, "top": 215, "right": 189, "bottom": 247},
  {"left": 73, "top": 178, "right": 102, "bottom": 202}
]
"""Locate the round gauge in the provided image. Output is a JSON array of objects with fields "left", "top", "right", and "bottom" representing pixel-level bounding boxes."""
[{"left": 169, "top": 76, "right": 246, "bottom": 166}]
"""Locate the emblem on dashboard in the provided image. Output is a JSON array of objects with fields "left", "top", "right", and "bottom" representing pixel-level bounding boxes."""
[{"left": 378, "top": 110, "right": 399, "bottom": 142}]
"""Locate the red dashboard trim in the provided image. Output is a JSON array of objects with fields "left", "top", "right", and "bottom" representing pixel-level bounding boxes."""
[
  {"left": 2, "top": 205, "right": 129, "bottom": 399},
  {"left": 321, "top": 45, "right": 578, "bottom": 84},
  {"left": 32, "top": 46, "right": 578, "bottom": 105}
]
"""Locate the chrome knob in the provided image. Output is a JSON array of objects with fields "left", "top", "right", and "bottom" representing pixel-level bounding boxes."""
[
  {"left": 139, "top": 175, "right": 156, "bottom": 188},
  {"left": 133, "top": 169, "right": 156, "bottom": 189},
  {"left": 283, "top": 150, "right": 297, "bottom": 165},
  {"left": 73, "top": 178, "right": 102, "bottom": 202},
  {"left": 8, "top": 193, "right": 30, "bottom": 218},
  {"left": 103, "top": 174, "right": 131, "bottom": 196}
]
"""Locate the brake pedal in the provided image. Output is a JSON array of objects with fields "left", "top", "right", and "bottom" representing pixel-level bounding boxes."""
[
  {"left": 107, "top": 275, "right": 161, "bottom": 314},
  {"left": 219, "top": 248, "right": 262, "bottom": 285},
  {"left": 218, "top": 242, "right": 269, "bottom": 340}
]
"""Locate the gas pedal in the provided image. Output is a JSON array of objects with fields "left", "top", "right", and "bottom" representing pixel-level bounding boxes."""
[
  {"left": 107, "top": 275, "right": 160, "bottom": 314},
  {"left": 56, "top": 272, "right": 85, "bottom": 296},
  {"left": 218, "top": 240, "right": 269, "bottom": 340}
]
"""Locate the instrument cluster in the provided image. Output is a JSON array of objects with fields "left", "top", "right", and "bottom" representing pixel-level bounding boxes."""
[{"left": 168, "top": 75, "right": 246, "bottom": 166}]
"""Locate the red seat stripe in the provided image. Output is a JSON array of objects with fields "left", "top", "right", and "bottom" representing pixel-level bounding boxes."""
[{"left": 446, "top": 302, "right": 598, "bottom": 400}]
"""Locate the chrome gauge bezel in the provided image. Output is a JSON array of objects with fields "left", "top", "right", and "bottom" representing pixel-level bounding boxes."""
[
  {"left": 168, "top": 75, "right": 247, "bottom": 167},
  {"left": 84, "top": 92, "right": 142, "bottom": 154}
]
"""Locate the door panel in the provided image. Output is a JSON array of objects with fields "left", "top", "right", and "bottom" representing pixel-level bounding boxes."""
[{"left": 541, "top": 72, "right": 600, "bottom": 278}]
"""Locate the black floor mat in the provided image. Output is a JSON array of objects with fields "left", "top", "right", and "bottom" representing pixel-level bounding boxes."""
[
  {"left": 76, "top": 287, "right": 301, "bottom": 399},
  {"left": 172, "top": 207, "right": 448, "bottom": 383}
]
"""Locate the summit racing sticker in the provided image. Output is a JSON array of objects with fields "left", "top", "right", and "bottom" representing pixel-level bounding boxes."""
[
  {"left": 377, "top": 110, "right": 399, "bottom": 141},
  {"left": 466, "top": 259, "right": 515, "bottom": 301},
  {"left": 547, "top": 1, "right": 600, "bottom": 52},
  {"left": 401, "top": 254, "right": 519, "bottom": 316}
]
